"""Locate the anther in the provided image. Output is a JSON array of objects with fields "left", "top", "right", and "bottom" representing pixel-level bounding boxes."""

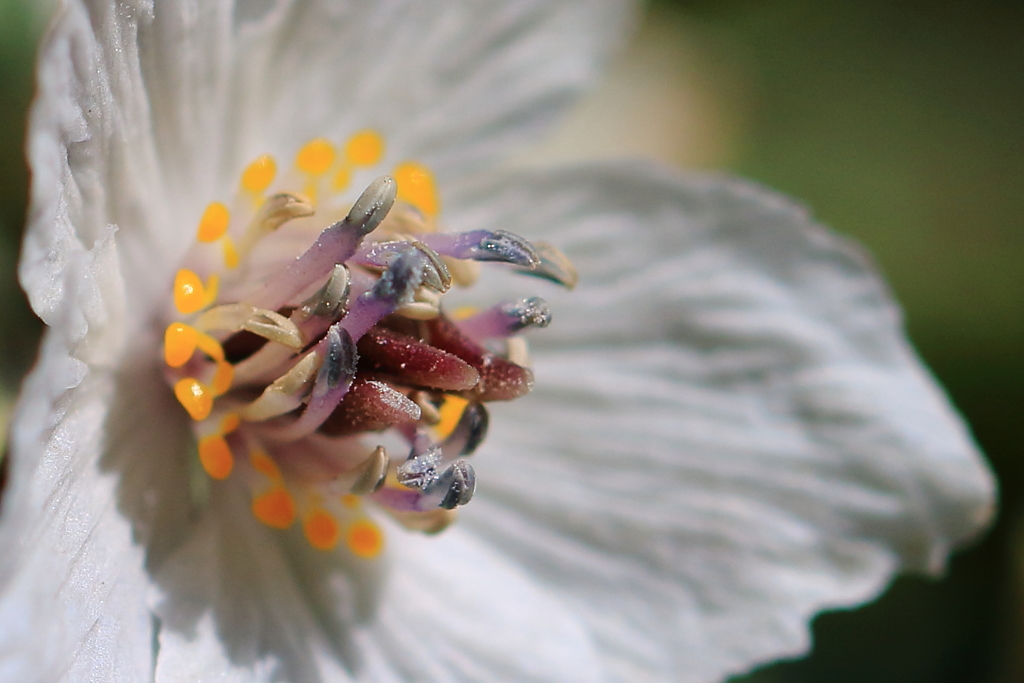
[
  {"left": 394, "top": 162, "right": 439, "bottom": 216},
  {"left": 241, "top": 155, "right": 277, "bottom": 194},
  {"left": 296, "top": 138, "right": 336, "bottom": 176},
  {"left": 441, "top": 402, "right": 489, "bottom": 458},
  {"left": 345, "top": 130, "right": 385, "bottom": 166},
  {"left": 411, "top": 392, "right": 442, "bottom": 425},
  {"left": 197, "top": 202, "right": 231, "bottom": 243},
  {"left": 195, "top": 303, "right": 304, "bottom": 348},
  {"left": 346, "top": 175, "right": 397, "bottom": 236},
  {"left": 268, "top": 325, "right": 357, "bottom": 439},
  {"left": 435, "top": 460, "right": 476, "bottom": 510},
  {"left": 356, "top": 241, "right": 451, "bottom": 293},
  {"left": 238, "top": 193, "right": 314, "bottom": 255},
  {"left": 318, "top": 325, "right": 357, "bottom": 393},
  {"left": 419, "top": 230, "right": 539, "bottom": 267},
  {"left": 516, "top": 242, "right": 579, "bottom": 289},
  {"left": 251, "top": 177, "right": 397, "bottom": 311},
  {"left": 350, "top": 446, "right": 389, "bottom": 495},
  {"left": 396, "top": 448, "right": 442, "bottom": 490},
  {"left": 299, "top": 264, "right": 350, "bottom": 320},
  {"left": 457, "top": 297, "right": 551, "bottom": 341},
  {"left": 239, "top": 352, "right": 321, "bottom": 421}
]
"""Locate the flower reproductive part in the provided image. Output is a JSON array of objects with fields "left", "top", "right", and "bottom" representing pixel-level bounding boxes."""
[{"left": 162, "top": 132, "right": 575, "bottom": 554}]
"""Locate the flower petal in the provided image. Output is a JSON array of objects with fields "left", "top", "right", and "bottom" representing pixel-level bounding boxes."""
[
  {"left": 0, "top": 349, "right": 154, "bottom": 682},
  {"left": 357, "top": 526, "right": 600, "bottom": 683},
  {"left": 24, "top": 0, "right": 638, "bottom": 348},
  {"left": 151, "top": 486, "right": 599, "bottom": 683},
  {"left": 446, "top": 163, "right": 996, "bottom": 682},
  {"left": 140, "top": 0, "right": 638, "bottom": 185}
]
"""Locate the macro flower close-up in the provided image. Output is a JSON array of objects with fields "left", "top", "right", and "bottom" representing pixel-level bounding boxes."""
[{"left": 0, "top": 1, "right": 998, "bottom": 682}]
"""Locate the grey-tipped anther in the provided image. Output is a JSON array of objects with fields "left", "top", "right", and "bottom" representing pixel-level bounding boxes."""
[
  {"left": 396, "top": 448, "right": 442, "bottom": 490},
  {"left": 316, "top": 325, "right": 357, "bottom": 395},
  {"left": 301, "top": 264, "right": 350, "bottom": 319},
  {"left": 446, "top": 403, "right": 489, "bottom": 457},
  {"left": 260, "top": 193, "right": 315, "bottom": 230},
  {"left": 516, "top": 242, "right": 578, "bottom": 289},
  {"left": 503, "top": 297, "right": 551, "bottom": 333},
  {"left": 438, "top": 461, "right": 476, "bottom": 510},
  {"left": 370, "top": 247, "right": 426, "bottom": 306},
  {"left": 412, "top": 242, "right": 452, "bottom": 293},
  {"left": 345, "top": 176, "right": 397, "bottom": 236},
  {"left": 479, "top": 230, "right": 540, "bottom": 267},
  {"left": 350, "top": 446, "right": 389, "bottom": 495}
]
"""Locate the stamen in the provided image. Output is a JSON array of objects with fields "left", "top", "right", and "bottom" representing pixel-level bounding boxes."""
[
  {"left": 345, "top": 130, "right": 385, "bottom": 166},
  {"left": 296, "top": 138, "right": 336, "bottom": 176},
  {"left": 298, "top": 264, "right": 350, "bottom": 320},
  {"left": 456, "top": 297, "right": 551, "bottom": 341},
  {"left": 195, "top": 303, "right": 304, "bottom": 349},
  {"left": 239, "top": 352, "right": 321, "bottom": 422},
  {"left": 197, "top": 202, "right": 230, "bottom": 243},
  {"left": 349, "top": 445, "right": 389, "bottom": 495},
  {"left": 396, "top": 448, "right": 442, "bottom": 489},
  {"left": 435, "top": 396, "right": 470, "bottom": 440},
  {"left": 516, "top": 242, "right": 579, "bottom": 289},
  {"left": 174, "top": 269, "right": 214, "bottom": 314},
  {"left": 163, "top": 134, "right": 570, "bottom": 546},
  {"left": 241, "top": 155, "right": 277, "bottom": 194},
  {"left": 355, "top": 241, "right": 452, "bottom": 293},
  {"left": 418, "top": 230, "right": 539, "bottom": 267},
  {"left": 174, "top": 378, "right": 214, "bottom": 421},
  {"left": 376, "top": 458, "right": 476, "bottom": 511},
  {"left": 237, "top": 193, "right": 314, "bottom": 256},
  {"left": 198, "top": 434, "right": 234, "bottom": 480},
  {"left": 345, "top": 519, "right": 384, "bottom": 559},
  {"left": 437, "top": 460, "right": 476, "bottom": 510},
  {"left": 304, "top": 509, "right": 341, "bottom": 550},
  {"left": 252, "top": 487, "right": 297, "bottom": 529},
  {"left": 252, "top": 176, "right": 397, "bottom": 311},
  {"left": 440, "top": 402, "right": 489, "bottom": 458},
  {"left": 394, "top": 161, "right": 439, "bottom": 217},
  {"left": 267, "top": 324, "right": 357, "bottom": 439}
]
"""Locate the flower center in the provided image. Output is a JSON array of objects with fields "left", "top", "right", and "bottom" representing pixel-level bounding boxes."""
[{"left": 162, "top": 131, "right": 576, "bottom": 554}]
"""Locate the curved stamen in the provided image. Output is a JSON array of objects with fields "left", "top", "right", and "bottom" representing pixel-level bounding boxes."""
[
  {"left": 375, "top": 459, "right": 476, "bottom": 511},
  {"left": 456, "top": 297, "right": 551, "bottom": 342},
  {"left": 354, "top": 241, "right": 452, "bottom": 293},
  {"left": 349, "top": 445, "right": 390, "bottom": 495},
  {"left": 252, "top": 176, "right": 397, "bottom": 310},
  {"left": 417, "top": 229, "right": 539, "bottom": 267},
  {"left": 514, "top": 242, "right": 578, "bottom": 289},
  {"left": 237, "top": 193, "right": 315, "bottom": 257},
  {"left": 266, "top": 324, "right": 357, "bottom": 440},
  {"left": 195, "top": 303, "right": 304, "bottom": 348}
]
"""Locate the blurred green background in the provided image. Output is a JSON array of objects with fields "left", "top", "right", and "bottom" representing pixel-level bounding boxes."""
[{"left": 0, "top": 0, "right": 1020, "bottom": 680}]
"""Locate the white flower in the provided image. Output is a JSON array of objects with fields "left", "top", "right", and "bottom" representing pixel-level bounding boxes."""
[{"left": 0, "top": 1, "right": 995, "bottom": 682}]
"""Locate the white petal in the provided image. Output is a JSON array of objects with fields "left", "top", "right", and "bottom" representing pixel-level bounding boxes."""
[
  {"left": 137, "top": 0, "right": 638, "bottom": 188},
  {"left": 25, "top": 0, "right": 637, "bottom": 349},
  {"left": 0, "top": 345, "right": 153, "bottom": 682},
  {"left": 446, "top": 163, "right": 995, "bottom": 682},
  {"left": 357, "top": 526, "right": 600, "bottom": 683},
  {"left": 151, "top": 486, "right": 356, "bottom": 683},
  {"left": 151, "top": 485, "right": 598, "bottom": 683}
]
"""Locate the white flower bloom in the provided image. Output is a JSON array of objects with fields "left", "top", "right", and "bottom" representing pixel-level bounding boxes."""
[{"left": 0, "top": 1, "right": 995, "bottom": 682}]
